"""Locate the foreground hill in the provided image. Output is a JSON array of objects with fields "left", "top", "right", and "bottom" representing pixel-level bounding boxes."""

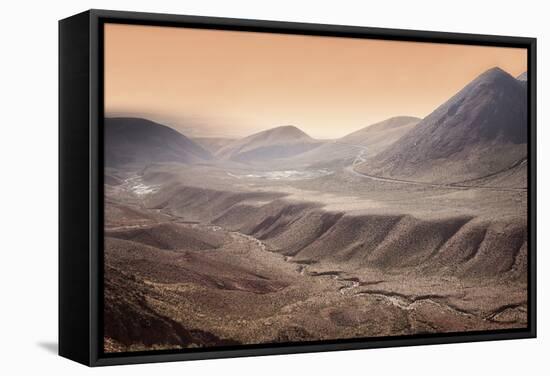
[
  {"left": 105, "top": 117, "right": 212, "bottom": 167},
  {"left": 291, "top": 116, "right": 420, "bottom": 168},
  {"left": 215, "top": 125, "right": 323, "bottom": 163},
  {"left": 357, "top": 67, "right": 527, "bottom": 184}
]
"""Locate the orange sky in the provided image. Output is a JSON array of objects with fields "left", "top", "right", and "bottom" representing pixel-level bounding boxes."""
[{"left": 104, "top": 23, "right": 527, "bottom": 139}]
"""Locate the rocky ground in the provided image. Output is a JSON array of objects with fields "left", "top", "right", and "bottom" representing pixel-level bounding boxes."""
[{"left": 103, "top": 164, "right": 528, "bottom": 353}]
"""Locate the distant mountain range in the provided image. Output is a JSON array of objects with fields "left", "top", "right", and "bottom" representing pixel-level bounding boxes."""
[
  {"left": 214, "top": 125, "right": 323, "bottom": 163},
  {"left": 356, "top": 67, "right": 527, "bottom": 183},
  {"left": 291, "top": 116, "right": 420, "bottom": 168},
  {"left": 104, "top": 67, "right": 528, "bottom": 188}
]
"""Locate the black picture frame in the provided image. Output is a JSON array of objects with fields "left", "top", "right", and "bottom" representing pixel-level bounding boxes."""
[{"left": 59, "top": 9, "right": 537, "bottom": 367}]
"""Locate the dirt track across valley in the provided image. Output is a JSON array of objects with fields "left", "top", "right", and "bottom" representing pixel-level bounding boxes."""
[{"left": 345, "top": 164, "right": 527, "bottom": 192}]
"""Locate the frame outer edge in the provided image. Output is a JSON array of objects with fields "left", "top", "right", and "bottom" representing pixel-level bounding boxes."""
[
  {"left": 79, "top": 8, "right": 537, "bottom": 366},
  {"left": 528, "top": 37, "right": 537, "bottom": 338},
  {"left": 59, "top": 10, "right": 93, "bottom": 366},
  {"left": 89, "top": 9, "right": 100, "bottom": 366},
  {"left": 88, "top": 8, "right": 534, "bottom": 46}
]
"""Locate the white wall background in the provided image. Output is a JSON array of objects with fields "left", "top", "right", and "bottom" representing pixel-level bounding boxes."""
[{"left": 0, "top": 0, "right": 547, "bottom": 373}]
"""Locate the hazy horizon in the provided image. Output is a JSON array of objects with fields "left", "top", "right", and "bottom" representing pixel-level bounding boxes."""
[{"left": 105, "top": 23, "right": 527, "bottom": 139}]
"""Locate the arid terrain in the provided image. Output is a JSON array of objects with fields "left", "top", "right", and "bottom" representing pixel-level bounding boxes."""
[{"left": 103, "top": 67, "right": 529, "bottom": 353}]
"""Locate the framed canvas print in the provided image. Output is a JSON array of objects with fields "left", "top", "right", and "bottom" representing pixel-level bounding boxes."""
[{"left": 59, "top": 9, "right": 537, "bottom": 366}]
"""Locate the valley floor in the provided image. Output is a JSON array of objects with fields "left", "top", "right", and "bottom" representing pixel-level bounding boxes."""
[{"left": 103, "top": 164, "right": 528, "bottom": 352}]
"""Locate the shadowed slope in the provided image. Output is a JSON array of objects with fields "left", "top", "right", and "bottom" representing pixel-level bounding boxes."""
[
  {"left": 516, "top": 71, "right": 528, "bottom": 81},
  {"left": 104, "top": 264, "right": 240, "bottom": 352},
  {"left": 357, "top": 67, "right": 527, "bottom": 183},
  {"left": 145, "top": 183, "right": 527, "bottom": 281},
  {"left": 105, "top": 117, "right": 212, "bottom": 167}
]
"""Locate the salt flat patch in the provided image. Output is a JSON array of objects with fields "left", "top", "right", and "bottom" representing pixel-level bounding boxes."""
[
  {"left": 131, "top": 182, "right": 159, "bottom": 196},
  {"left": 227, "top": 169, "right": 333, "bottom": 181},
  {"left": 122, "top": 176, "right": 160, "bottom": 196}
]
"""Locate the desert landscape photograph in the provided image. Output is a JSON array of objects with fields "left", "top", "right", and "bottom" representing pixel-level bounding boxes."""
[{"left": 102, "top": 23, "right": 529, "bottom": 353}]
